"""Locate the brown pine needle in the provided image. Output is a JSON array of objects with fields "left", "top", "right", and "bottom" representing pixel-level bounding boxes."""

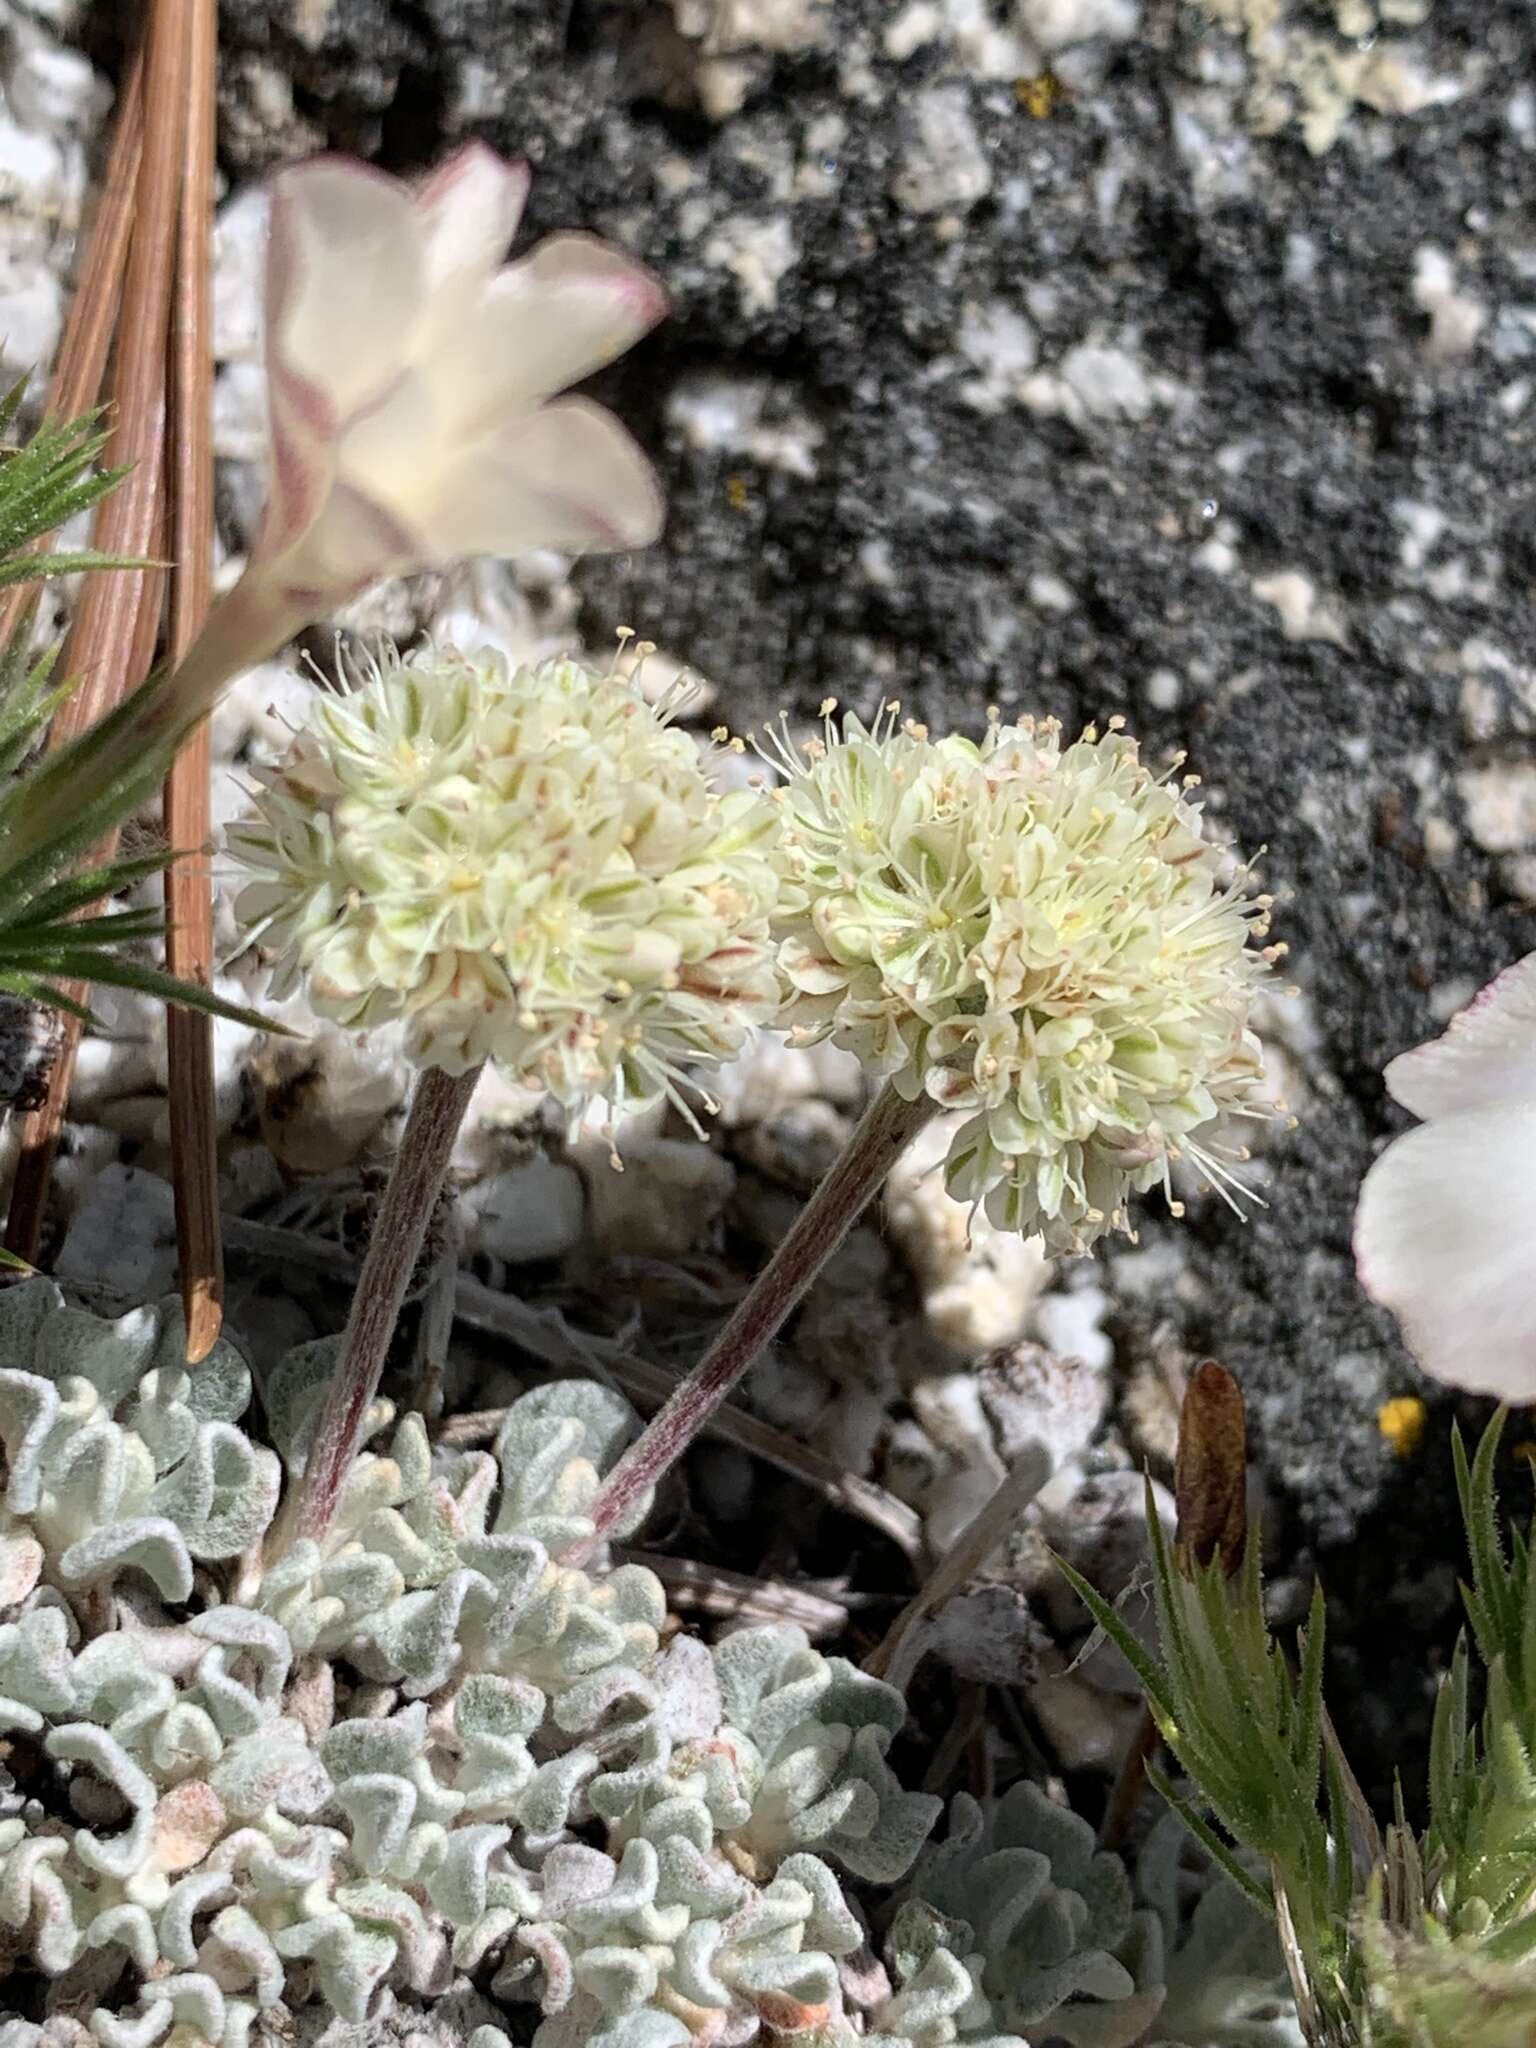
[
  {"left": 164, "top": 0, "right": 222, "bottom": 1362},
  {"left": 4, "top": 8, "right": 189, "bottom": 1264},
  {"left": 0, "top": 51, "right": 143, "bottom": 657}
]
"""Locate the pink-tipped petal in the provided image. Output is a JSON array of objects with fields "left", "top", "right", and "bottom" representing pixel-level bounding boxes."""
[
  {"left": 266, "top": 156, "right": 426, "bottom": 419},
  {"left": 1355, "top": 1104, "right": 1536, "bottom": 1400},
  {"left": 425, "top": 397, "right": 665, "bottom": 558},
  {"left": 417, "top": 142, "right": 532, "bottom": 314},
  {"left": 1385, "top": 952, "right": 1536, "bottom": 1120},
  {"left": 429, "top": 232, "right": 668, "bottom": 427}
]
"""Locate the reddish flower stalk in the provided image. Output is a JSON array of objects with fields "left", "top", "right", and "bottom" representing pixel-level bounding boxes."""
[
  {"left": 287, "top": 1060, "right": 483, "bottom": 1549},
  {"left": 565, "top": 1081, "right": 936, "bottom": 1567}
]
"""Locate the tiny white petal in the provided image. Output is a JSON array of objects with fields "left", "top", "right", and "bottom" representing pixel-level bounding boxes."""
[
  {"left": 424, "top": 397, "right": 665, "bottom": 557},
  {"left": 430, "top": 234, "right": 667, "bottom": 430},
  {"left": 266, "top": 157, "right": 426, "bottom": 419},
  {"left": 416, "top": 141, "right": 531, "bottom": 310},
  {"left": 1385, "top": 952, "right": 1536, "bottom": 1120},
  {"left": 1356, "top": 1104, "right": 1536, "bottom": 1400}
]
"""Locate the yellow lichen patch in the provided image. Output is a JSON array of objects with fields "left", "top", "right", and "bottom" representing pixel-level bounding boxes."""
[
  {"left": 1378, "top": 1395, "right": 1427, "bottom": 1458},
  {"left": 1014, "top": 71, "right": 1063, "bottom": 120},
  {"left": 725, "top": 473, "right": 751, "bottom": 511}
]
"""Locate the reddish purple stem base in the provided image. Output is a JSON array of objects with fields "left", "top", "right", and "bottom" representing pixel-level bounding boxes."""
[
  {"left": 566, "top": 1079, "right": 936, "bottom": 1567},
  {"left": 291, "top": 1059, "right": 483, "bottom": 1548}
]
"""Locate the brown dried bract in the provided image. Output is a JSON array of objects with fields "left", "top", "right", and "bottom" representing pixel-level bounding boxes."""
[{"left": 1174, "top": 1359, "right": 1248, "bottom": 1574}]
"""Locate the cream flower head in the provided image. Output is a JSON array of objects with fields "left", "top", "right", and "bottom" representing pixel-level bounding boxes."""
[
  {"left": 763, "top": 703, "right": 1276, "bottom": 1251},
  {"left": 230, "top": 644, "right": 783, "bottom": 1116}
]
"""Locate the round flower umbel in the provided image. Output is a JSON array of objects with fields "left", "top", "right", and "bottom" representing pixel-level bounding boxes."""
[
  {"left": 231, "top": 644, "right": 782, "bottom": 1117},
  {"left": 763, "top": 703, "right": 1277, "bottom": 1251}
]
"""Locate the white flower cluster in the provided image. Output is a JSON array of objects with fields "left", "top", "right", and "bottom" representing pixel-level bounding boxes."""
[
  {"left": 231, "top": 645, "right": 782, "bottom": 1115},
  {"left": 765, "top": 704, "right": 1276, "bottom": 1250}
]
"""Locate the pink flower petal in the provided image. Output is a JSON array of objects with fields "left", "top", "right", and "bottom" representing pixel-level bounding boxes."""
[
  {"left": 423, "top": 397, "right": 664, "bottom": 558},
  {"left": 416, "top": 141, "right": 532, "bottom": 325},
  {"left": 429, "top": 233, "right": 668, "bottom": 430},
  {"left": 1385, "top": 952, "right": 1536, "bottom": 1119},
  {"left": 1355, "top": 1103, "right": 1536, "bottom": 1399},
  {"left": 266, "top": 156, "right": 426, "bottom": 420}
]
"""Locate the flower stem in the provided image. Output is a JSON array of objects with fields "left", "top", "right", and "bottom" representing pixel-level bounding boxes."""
[
  {"left": 291, "top": 1060, "right": 482, "bottom": 1548},
  {"left": 567, "top": 1079, "right": 936, "bottom": 1565}
]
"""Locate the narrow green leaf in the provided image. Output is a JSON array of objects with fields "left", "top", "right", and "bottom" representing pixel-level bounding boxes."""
[
  {"left": 16, "top": 952, "right": 286, "bottom": 1033},
  {"left": 1050, "top": 1549, "right": 1174, "bottom": 1721},
  {"left": 0, "top": 548, "right": 150, "bottom": 591},
  {"left": 1295, "top": 1582, "right": 1328, "bottom": 1796},
  {"left": 1146, "top": 1762, "right": 1276, "bottom": 1918},
  {"left": 0, "top": 972, "right": 97, "bottom": 1024},
  {"left": 0, "top": 851, "right": 174, "bottom": 931}
]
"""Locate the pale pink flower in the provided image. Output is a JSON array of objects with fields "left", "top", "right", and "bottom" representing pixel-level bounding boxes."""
[
  {"left": 255, "top": 142, "right": 666, "bottom": 614},
  {"left": 4, "top": 144, "right": 670, "bottom": 875},
  {"left": 1355, "top": 952, "right": 1536, "bottom": 1399},
  {"left": 163, "top": 142, "right": 667, "bottom": 732}
]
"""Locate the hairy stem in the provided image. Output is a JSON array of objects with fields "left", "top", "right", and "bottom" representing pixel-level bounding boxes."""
[
  {"left": 289, "top": 1060, "right": 482, "bottom": 1548},
  {"left": 567, "top": 1080, "right": 936, "bottom": 1565}
]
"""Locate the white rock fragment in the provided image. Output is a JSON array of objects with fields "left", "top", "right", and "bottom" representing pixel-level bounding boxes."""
[
  {"left": 703, "top": 214, "right": 798, "bottom": 314},
  {"left": 884, "top": 0, "right": 944, "bottom": 58},
  {"left": 212, "top": 188, "right": 271, "bottom": 363},
  {"left": 0, "top": 252, "right": 62, "bottom": 380},
  {"left": 465, "top": 1156, "right": 586, "bottom": 1263},
  {"left": 674, "top": 0, "right": 829, "bottom": 51},
  {"left": 1145, "top": 666, "right": 1182, "bottom": 710},
  {"left": 666, "top": 372, "right": 823, "bottom": 478},
  {"left": 1027, "top": 571, "right": 1076, "bottom": 615},
  {"left": 1412, "top": 245, "right": 1487, "bottom": 362},
  {"left": 909, "top": 1372, "right": 1009, "bottom": 1551},
  {"left": 1458, "top": 761, "right": 1536, "bottom": 855},
  {"left": 209, "top": 658, "right": 316, "bottom": 769},
  {"left": 893, "top": 86, "right": 993, "bottom": 216},
  {"left": 579, "top": 1137, "right": 736, "bottom": 1256},
  {"left": 1030, "top": 1662, "right": 1143, "bottom": 1772},
  {"left": 2, "top": 24, "right": 108, "bottom": 134},
  {"left": 1392, "top": 496, "right": 1448, "bottom": 577},
  {"left": 885, "top": 1117, "right": 1052, "bottom": 1355},
  {"left": 1251, "top": 568, "right": 1350, "bottom": 647},
  {"left": 1021, "top": 343, "right": 1173, "bottom": 425},
  {"left": 1031, "top": 1280, "right": 1114, "bottom": 1374},
  {"left": 0, "top": 111, "right": 74, "bottom": 223},
  {"left": 213, "top": 357, "right": 268, "bottom": 461},
  {"left": 1018, "top": 0, "right": 1139, "bottom": 51},
  {"left": 956, "top": 299, "right": 1038, "bottom": 413},
  {"left": 711, "top": 1034, "right": 864, "bottom": 1126}
]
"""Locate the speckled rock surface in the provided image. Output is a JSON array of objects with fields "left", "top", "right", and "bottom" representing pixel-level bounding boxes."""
[{"left": 25, "top": 0, "right": 1536, "bottom": 1792}]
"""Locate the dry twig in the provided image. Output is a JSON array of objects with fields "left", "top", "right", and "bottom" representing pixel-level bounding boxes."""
[
  {"left": 163, "top": 0, "right": 221, "bottom": 1361},
  {"left": 612, "top": 1549, "right": 856, "bottom": 1639}
]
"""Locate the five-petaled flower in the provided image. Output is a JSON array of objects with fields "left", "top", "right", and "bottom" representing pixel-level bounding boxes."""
[
  {"left": 1355, "top": 951, "right": 1536, "bottom": 1400},
  {"left": 127, "top": 140, "right": 668, "bottom": 768}
]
